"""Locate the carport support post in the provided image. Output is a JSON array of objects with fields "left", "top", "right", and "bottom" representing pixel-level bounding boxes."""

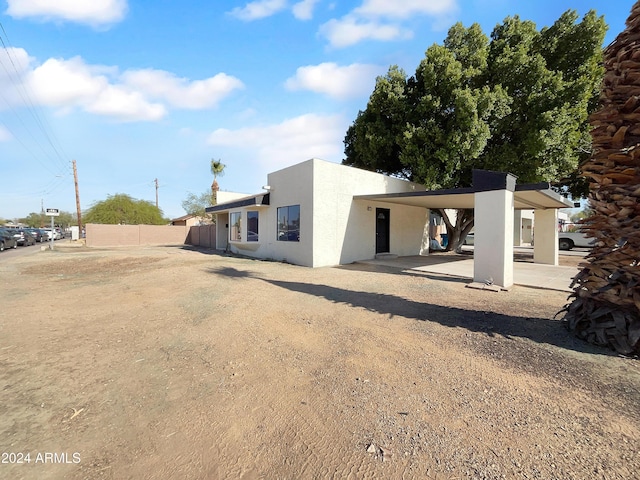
[
  {"left": 473, "top": 171, "right": 516, "bottom": 289},
  {"left": 533, "top": 208, "right": 559, "bottom": 265}
]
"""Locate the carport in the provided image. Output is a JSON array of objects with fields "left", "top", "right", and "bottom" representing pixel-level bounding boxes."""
[{"left": 355, "top": 170, "right": 574, "bottom": 289}]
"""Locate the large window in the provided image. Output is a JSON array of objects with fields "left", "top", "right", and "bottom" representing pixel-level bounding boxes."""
[
  {"left": 277, "top": 205, "right": 300, "bottom": 242},
  {"left": 229, "top": 212, "right": 241, "bottom": 241},
  {"left": 247, "top": 211, "right": 259, "bottom": 242}
]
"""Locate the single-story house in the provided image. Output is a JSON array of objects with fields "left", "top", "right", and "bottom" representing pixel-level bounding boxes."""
[{"left": 206, "top": 158, "right": 573, "bottom": 288}]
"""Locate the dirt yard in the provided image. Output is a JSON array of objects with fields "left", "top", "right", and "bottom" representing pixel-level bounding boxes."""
[{"left": 0, "top": 244, "right": 638, "bottom": 479}]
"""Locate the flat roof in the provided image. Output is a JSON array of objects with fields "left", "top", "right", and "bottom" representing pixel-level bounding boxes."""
[
  {"left": 355, "top": 183, "right": 573, "bottom": 210},
  {"left": 205, "top": 177, "right": 573, "bottom": 214},
  {"left": 205, "top": 193, "right": 270, "bottom": 213}
]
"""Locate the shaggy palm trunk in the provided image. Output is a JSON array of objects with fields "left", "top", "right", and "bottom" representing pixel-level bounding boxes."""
[{"left": 562, "top": 2, "right": 640, "bottom": 355}]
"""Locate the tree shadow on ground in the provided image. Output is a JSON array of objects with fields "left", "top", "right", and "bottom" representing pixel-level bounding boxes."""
[{"left": 207, "top": 266, "right": 614, "bottom": 358}]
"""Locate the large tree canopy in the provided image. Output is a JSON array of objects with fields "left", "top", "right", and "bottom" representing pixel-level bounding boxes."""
[
  {"left": 181, "top": 190, "right": 214, "bottom": 219},
  {"left": 84, "top": 194, "right": 167, "bottom": 225},
  {"left": 343, "top": 10, "right": 607, "bottom": 249}
]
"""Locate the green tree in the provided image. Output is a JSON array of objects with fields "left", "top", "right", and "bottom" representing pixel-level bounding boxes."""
[
  {"left": 83, "top": 194, "right": 167, "bottom": 225},
  {"left": 181, "top": 190, "right": 214, "bottom": 219},
  {"left": 210, "top": 159, "right": 226, "bottom": 183},
  {"left": 343, "top": 11, "right": 606, "bottom": 251},
  {"left": 210, "top": 158, "right": 226, "bottom": 205},
  {"left": 20, "top": 213, "right": 43, "bottom": 227},
  {"left": 20, "top": 211, "right": 75, "bottom": 228}
]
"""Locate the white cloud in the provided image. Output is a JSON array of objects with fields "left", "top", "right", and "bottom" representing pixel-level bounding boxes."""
[
  {"left": 0, "top": 52, "right": 242, "bottom": 122},
  {"left": 228, "top": 0, "right": 287, "bottom": 21},
  {"left": 207, "top": 113, "right": 348, "bottom": 170},
  {"left": 0, "top": 125, "right": 12, "bottom": 142},
  {"left": 319, "top": 16, "right": 411, "bottom": 48},
  {"left": 0, "top": 47, "right": 33, "bottom": 109},
  {"left": 27, "top": 56, "right": 164, "bottom": 122},
  {"left": 121, "top": 70, "right": 244, "bottom": 109},
  {"left": 0, "top": 46, "right": 32, "bottom": 80},
  {"left": 85, "top": 85, "right": 166, "bottom": 122},
  {"left": 292, "top": 0, "right": 320, "bottom": 20},
  {"left": 285, "top": 62, "right": 385, "bottom": 99},
  {"left": 319, "top": 0, "right": 458, "bottom": 47},
  {"left": 6, "top": 0, "right": 128, "bottom": 27},
  {"left": 355, "top": 0, "right": 456, "bottom": 19}
]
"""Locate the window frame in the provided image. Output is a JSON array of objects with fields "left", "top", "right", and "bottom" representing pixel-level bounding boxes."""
[
  {"left": 229, "top": 211, "right": 241, "bottom": 242},
  {"left": 247, "top": 211, "right": 259, "bottom": 242},
  {"left": 277, "top": 205, "right": 300, "bottom": 242}
]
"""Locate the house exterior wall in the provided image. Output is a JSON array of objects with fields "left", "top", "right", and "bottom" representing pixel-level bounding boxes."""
[
  {"left": 311, "top": 159, "right": 428, "bottom": 266},
  {"left": 218, "top": 191, "right": 251, "bottom": 203},
  {"left": 220, "top": 158, "right": 429, "bottom": 268},
  {"left": 513, "top": 210, "right": 534, "bottom": 246}
]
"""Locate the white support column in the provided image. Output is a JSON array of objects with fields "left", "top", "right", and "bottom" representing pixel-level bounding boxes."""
[
  {"left": 533, "top": 208, "right": 559, "bottom": 265},
  {"left": 474, "top": 189, "right": 514, "bottom": 289}
]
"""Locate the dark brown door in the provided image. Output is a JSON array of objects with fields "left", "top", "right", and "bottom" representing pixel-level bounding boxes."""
[{"left": 376, "top": 208, "right": 390, "bottom": 254}]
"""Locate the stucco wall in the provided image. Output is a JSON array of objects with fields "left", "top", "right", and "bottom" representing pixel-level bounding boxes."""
[
  {"left": 86, "top": 224, "right": 189, "bottom": 247},
  {"left": 312, "top": 159, "right": 429, "bottom": 267},
  {"left": 220, "top": 159, "right": 430, "bottom": 268}
]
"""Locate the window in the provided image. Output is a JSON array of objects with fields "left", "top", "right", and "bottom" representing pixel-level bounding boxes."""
[
  {"left": 277, "top": 205, "right": 300, "bottom": 242},
  {"left": 247, "top": 211, "right": 259, "bottom": 242},
  {"left": 229, "top": 212, "right": 241, "bottom": 241}
]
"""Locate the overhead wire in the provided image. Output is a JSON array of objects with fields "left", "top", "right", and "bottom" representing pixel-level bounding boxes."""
[
  {"left": 0, "top": 21, "right": 74, "bottom": 213},
  {"left": 0, "top": 22, "right": 71, "bottom": 174}
]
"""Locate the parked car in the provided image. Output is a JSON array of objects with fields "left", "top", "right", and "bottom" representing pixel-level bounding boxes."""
[
  {"left": 558, "top": 230, "right": 595, "bottom": 250},
  {"left": 0, "top": 228, "right": 19, "bottom": 251},
  {"left": 14, "top": 229, "right": 36, "bottom": 246},
  {"left": 463, "top": 233, "right": 474, "bottom": 245},
  {"left": 25, "top": 228, "right": 46, "bottom": 242},
  {"left": 43, "top": 229, "right": 61, "bottom": 240}
]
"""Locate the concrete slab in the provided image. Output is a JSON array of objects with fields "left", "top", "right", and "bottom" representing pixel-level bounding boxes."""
[{"left": 358, "top": 253, "right": 579, "bottom": 292}]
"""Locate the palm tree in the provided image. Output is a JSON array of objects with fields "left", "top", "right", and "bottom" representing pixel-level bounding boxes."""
[
  {"left": 210, "top": 159, "right": 226, "bottom": 205},
  {"left": 562, "top": 1, "right": 640, "bottom": 355}
]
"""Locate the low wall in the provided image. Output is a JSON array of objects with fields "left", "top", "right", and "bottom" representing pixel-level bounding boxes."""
[
  {"left": 186, "top": 224, "right": 217, "bottom": 248},
  {"left": 86, "top": 224, "right": 190, "bottom": 247}
]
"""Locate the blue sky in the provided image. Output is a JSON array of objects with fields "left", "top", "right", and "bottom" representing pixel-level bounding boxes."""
[{"left": 0, "top": 0, "right": 632, "bottom": 221}]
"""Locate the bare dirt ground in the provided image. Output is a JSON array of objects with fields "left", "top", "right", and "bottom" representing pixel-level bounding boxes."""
[{"left": 0, "top": 244, "right": 638, "bottom": 480}]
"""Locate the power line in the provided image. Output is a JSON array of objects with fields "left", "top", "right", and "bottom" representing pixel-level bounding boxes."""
[{"left": 0, "top": 21, "right": 72, "bottom": 174}]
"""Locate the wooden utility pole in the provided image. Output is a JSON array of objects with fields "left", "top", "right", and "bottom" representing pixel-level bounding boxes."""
[
  {"left": 72, "top": 160, "right": 82, "bottom": 235},
  {"left": 155, "top": 178, "right": 159, "bottom": 208}
]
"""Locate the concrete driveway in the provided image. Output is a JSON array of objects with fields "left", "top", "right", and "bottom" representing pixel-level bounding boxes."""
[{"left": 359, "top": 248, "right": 581, "bottom": 292}]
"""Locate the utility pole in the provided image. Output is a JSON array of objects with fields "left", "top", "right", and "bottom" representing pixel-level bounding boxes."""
[
  {"left": 155, "top": 178, "right": 159, "bottom": 208},
  {"left": 73, "top": 160, "right": 82, "bottom": 236}
]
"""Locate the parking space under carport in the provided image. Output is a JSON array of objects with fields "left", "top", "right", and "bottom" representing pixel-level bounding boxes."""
[{"left": 355, "top": 170, "right": 574, "bottom": 289}]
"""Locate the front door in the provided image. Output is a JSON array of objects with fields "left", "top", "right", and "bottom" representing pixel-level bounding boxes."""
[{"left": 375, "top": 208, "right": 390, "bottom": 254}]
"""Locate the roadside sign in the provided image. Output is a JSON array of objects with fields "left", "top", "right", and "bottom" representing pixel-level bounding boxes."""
[{"left": 46, "top": 208, "right": 60, "bottom": 216}]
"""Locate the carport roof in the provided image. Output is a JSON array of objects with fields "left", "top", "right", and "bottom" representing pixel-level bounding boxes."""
[{"left": 354, "top": 182, "right": 574, "bottom": 210}]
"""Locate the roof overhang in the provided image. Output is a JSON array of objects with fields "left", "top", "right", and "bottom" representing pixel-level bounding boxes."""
[
  {"left": 354, "top": 183, "right": 573, "bottom": 210},
  {"left": 205, "top": 193, "right": 270, "bottom": 214}
]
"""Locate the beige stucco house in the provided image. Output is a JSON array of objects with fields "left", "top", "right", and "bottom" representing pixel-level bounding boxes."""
[
  {"left": 206, "top": 158, "right": 572, "bottom": 288},
  {"left": 206, "top": 158, "right": 430, "bottom": 268}
]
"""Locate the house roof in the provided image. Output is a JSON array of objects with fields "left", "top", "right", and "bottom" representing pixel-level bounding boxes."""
[
  {"left": 355, "top": 183, "right": 573, "bottom": 210},
  {"left": 171, "top": 213, "right": 197, "bottom": 222},
  {"left": 205, "top": 193, "right": 270, "bottom": 214},
  {"left": 204, "top": 168, "right": 573, "bottom": 214}
]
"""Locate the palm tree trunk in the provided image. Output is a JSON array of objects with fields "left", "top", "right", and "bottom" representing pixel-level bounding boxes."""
[{"left": 562, "top": 2, "right": 640, "bottom": 355}]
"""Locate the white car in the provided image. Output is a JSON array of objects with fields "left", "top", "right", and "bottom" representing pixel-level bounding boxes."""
[{"left": 43, "top": 229, "right": 62, "bottom": 240}]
